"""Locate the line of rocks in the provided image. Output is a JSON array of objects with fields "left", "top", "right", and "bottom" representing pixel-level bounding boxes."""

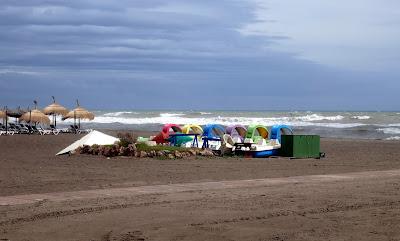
[{"left": 75, "top": 144, "right": 215, "bottom": 159}]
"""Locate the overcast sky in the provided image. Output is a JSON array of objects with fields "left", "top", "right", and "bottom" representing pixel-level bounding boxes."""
[{"left": 0, "top": 0, "right": 399, "bottom": 110}]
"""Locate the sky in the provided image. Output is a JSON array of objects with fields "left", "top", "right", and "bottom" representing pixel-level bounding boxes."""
[{"left": 0, "top": 0, "right": 399, "bottom": 111}]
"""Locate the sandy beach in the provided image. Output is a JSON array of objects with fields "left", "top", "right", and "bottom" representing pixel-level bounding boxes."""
[{"left": 1, "top": 133, "right": 400, "bottom": 240}]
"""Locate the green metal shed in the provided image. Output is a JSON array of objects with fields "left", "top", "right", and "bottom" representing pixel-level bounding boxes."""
[{"left": 280, "top": 135, "right": 320, "bottom": 158}]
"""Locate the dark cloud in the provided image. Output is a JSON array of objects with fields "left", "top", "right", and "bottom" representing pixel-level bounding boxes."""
[{"left": 0, "top": 0, "right": 398, "bottom": 110}]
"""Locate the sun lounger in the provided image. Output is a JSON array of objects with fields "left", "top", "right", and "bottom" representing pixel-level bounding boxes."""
[
  {"left": 69, "top": 125, "right": 81, "bottom": 134},
  {"left": 6, "top": 123, "right": 20, "bottom": 134},
  {"left": 20, "top": 124, "right": 34, "bottom": 134},
  {"left": 75, "top": 125, "right": 92, "bottom": 133},
  {"left": 35, "top": 126, "right": 52, "bottom": 135},
  {"left": 0, "top": 125, "right": 15, "bottom": 135},
  {"left": 50, "top": 124, "right": 69, "bottom": 134},
  {"left": 69, "top": 125, "right": 92, "bottom": 134},
  {"left": 13, "top": 123, "right": 30, "bottom": 134},
  {"left": 25, "top": 125, "right": 45, "bottom": 135}
]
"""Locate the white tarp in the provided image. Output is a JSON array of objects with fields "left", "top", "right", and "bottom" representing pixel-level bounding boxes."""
[{"left": 56, "top": 130, "right": 120, "bottom": 155}]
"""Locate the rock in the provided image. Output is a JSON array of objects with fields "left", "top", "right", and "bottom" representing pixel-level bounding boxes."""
[
  {"left": 156, "top": 151, "right": 165, "bottom": 157},
  {"left": 119, "top": 146, "right": 127, "bottom": 156},
  {"left": 102, "top": 146, "right": 112, "bottom": 157},
  {"left": 90, "top": 144, "right": 100, "bottom": 155},
  {"left": 92, "top": 146, "right": 100, "bottom": 155},
  {"left": 139, "top": 151, "right": 148, "bottom": 158},
  {"left": 81, "top": 145, "right": 90, "bottom": 154},
  {"left": 128, "top": 143, "right": 137, "bottom": 150},
  {"left": 127, "top": 144, "right": 136, "bottom": 156},
  {"left": 174, "top": 151, "right": 182, "bottom": 159},
  {"left": 147, "top": 150, "right": 157, "bottom": 158},
  {"left": 75, "top": 146, "right": 82, "bottom": 154},
  {"left": 167, "top": 154, "right": 175, "bottom": 159},
  {"left": 188, "top": 149, "right": 197, "bottom": 156},
  {"left": 110, "top": 145, "right": 119, "bottom": 157},
  {"left": 200, "top": 149, "right": 214, "bottom": 156}
]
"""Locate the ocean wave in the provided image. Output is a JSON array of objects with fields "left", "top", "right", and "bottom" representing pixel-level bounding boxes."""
[
  {"left": 377, "top": 128, "right": 400, "bottom": 135},
  {"left": 159, "top": 113, "right": 185, "bottom": 117},
  {"left": 388, "top": 123, "right": 400, "bottom": 127},
  {"left": 385, "top": 136, "right": 400, "bottom": 140},
  {"left": 351, "top": 115, "right": 370, "bottom": 120},
  {"left": 68, "top": 115, "right": 365, "bottom": 129},
  {"left": 200, "top": 112, "right": 212, "bottom": 115},
  {"left": 103, "top": 111, "right": 136, "bottom": 117},
  {"left": 291, "top": 114, "right": 344, "bottom": 121}
]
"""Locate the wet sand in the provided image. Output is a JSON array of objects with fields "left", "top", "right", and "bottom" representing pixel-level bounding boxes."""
[{"left": 0, "top": 133, "right": 400, "bottom": 240}]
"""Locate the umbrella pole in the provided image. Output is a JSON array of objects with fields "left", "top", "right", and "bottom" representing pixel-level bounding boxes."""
[
  {"left": 5, "top": 107, "right": 7, "bottom": 135},
  {"left": 29, "top": 110, "right": 33, "bottom": 134},
  {"left": 79, "top": 118, "right": 81, "bottom": 129},
  {"left": 74, "top": 110, "right": 76, "bottom": 134}
]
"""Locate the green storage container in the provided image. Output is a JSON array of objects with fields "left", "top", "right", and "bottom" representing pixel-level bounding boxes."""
[{"left": 280, "top": 135, "right": 320, "bottom": 158}]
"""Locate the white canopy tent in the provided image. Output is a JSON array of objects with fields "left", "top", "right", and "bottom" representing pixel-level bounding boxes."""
[{"left": 56, "top": 130, "right": 119, "bottom": 155}]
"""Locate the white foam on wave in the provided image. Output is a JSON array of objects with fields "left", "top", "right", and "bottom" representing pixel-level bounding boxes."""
[
  {"left": 386, "top": 136, "right": 400, "bottom": 140},
  {"left": 103, "top": 111, "right": 136, "bottom": 117},
  {"left": 159, "top": 113, "right": 185, "bottom": 117},
  {"left": 81, "top": 115, "right": 365, "bottom": 129},
  {"left": 351, "top": 115, "right": 370, "bottom": 120},
  {"left": 377, "top": 127, "right": 400, "bottom": 135},
  {"left": 200, "top": 112, "right": 212, "bottom": 115},
  {"left": 292, "top": 114, "right": 344, "bottom": 121}
]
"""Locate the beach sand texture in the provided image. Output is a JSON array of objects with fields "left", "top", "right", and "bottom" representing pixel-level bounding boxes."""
[{"left": 0, "top": 134, "right": 400, "bottom": 240}]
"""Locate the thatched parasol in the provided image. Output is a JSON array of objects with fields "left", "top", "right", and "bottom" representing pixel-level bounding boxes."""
[
  {"left": 7, "top": 106, "right": 26, "bottom": 118},
  {"left": 19, "top": 101, "right": 50, "bottom": 125},
  {"left": 43, "top": 96, "right": 68, "bottom": 127},
  {"left": 62, "top": 100, "right": 94, "bottom": 128},
  {"left": 0, "top": 110, "right": 6, "bottom": 119},
  {"left": 0, "top": 109, "right": 7, "bottom": 124}
]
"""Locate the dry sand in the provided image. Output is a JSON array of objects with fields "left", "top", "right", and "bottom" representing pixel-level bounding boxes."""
[{"left": 0, "top": 133, "right": 400, "bottom": 240}]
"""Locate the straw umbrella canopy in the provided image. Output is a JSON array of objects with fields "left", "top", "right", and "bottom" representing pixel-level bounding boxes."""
[
  {"left": 6, "top": 106, "right": 26, "bottom": 123},
  {"left": 43, "top": 96, "right": 68, "bottom": 127},
  {"left": 0, "top": 110, "right": 7, "bottom": 124},
  {"left": 19, "top": 101, "right": 50, "bottom": 126},
  {"left": 7, "top": 107, "right": 25, "bottom": 118},
  {"left": 62, "top": 100, "right": 94, "bottom": 128},
  {"left": 0, "top": 110, "right": 6, "bottom": 119}
]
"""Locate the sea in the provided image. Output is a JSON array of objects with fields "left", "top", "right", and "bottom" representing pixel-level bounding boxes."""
[{"left": 60, "top": 110, "right": 400, "bottom": 140}]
